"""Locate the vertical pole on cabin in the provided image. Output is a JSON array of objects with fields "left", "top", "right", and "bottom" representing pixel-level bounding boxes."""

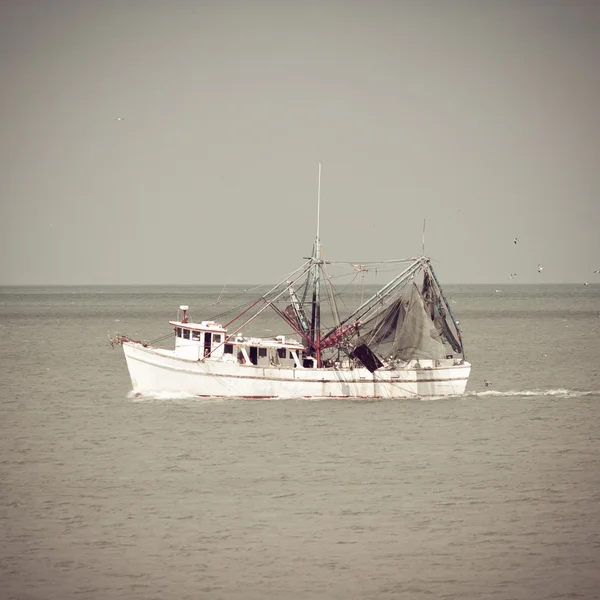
[{"left": 311, "top": 162, "right": 322, "bottom": 367}]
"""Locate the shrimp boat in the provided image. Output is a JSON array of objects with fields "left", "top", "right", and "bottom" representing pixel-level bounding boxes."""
[{"left": 112, "top": 167, "right": 470, "bottom": 399}]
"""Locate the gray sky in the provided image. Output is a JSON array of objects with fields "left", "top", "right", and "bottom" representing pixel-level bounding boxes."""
[{"left": 1, "top": 0, "right": 599, "bottom": 285}]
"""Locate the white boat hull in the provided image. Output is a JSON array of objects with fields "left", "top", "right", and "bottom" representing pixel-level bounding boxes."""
[{"left": 123, "top": 342, "right": 471, "bottom": 399}]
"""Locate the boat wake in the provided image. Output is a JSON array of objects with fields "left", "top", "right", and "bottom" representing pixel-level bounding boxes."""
[
  {"left": 127, "top": 388, "right": 599, "bottom": 403},
  {"left": 127, "top": 390, "right": 210, "bottom": 402},
  {"left": 464, "top": 388, "right": 599, "bottom": 399}
]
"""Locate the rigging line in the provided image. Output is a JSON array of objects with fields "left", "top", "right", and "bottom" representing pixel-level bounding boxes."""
[
  {"left": 144, "top": 331, "right": 173, "bottom": 346},
  {"left": 300, "top": 269, "right": 311, "bottom": 307},
  {"left": 326, "top": 257, "right": 421, "bottom": 266},
  {"left": 361, "top": 276, "right": 414, "bottom": 345},
  {"left": 209, "top": 294, "right": 267, "bottom": 322},
  {"left": 196, "top": 283, "right": 242, "bottom": 316},
  {"left": 223, "top": 296, "right": 266, "bottom": 328},
  {"left": 210, "top": 262, "right": 314, "bottom": 353},
  {"left": 336, "top": 271, "right": 361, "bottom": 296},
  {"left": 315, "top": 271, "right": 367, "bottom": 285},
  {"left": 345, "top": 263, "right": 420, "bottom": 325},
  {"left": 316, "top": 162, "right": 321, "bottom": 245},
  {"left": 209, "top": 261, "right": 312, "bottom": 322},
  {"left": 319, "top": 263, "right": 406, "bottom": 282},
  {"left": 136, "top": 263, "right": 315, "bottom": 350},
  {"left": 266, "top": 301, "right": 310, "bottom": 343},
  {"left": 321, "top": 251, "right": 341, "bottom": 328},
  {"left": 230, "top": 260, "right": 314, "bottom": 332},
  {"left": 426, "top": 262, "right": 466, "bottom": 361},
  {"left": 360, "top": 270, "right": 366, "bottom": 305},
  {"left": 207, "top": 282, "right": 273, "bottom": 321},
  {"left": 216, "top": 283, "right": 227, "bottom": 304},
  {"left": 323, "top": 258, "right": 425, "bottom": 340},
  {"left": 299, "top": 270, "right": 359, "bottom": 323},
  {"left": 316, "top": 316, "right": 340, "bottom": 331},
  {"left": 202, "top": 261, "right": 315, "bottom": 360},
  {"left": 324, "top": 280, "right": 385, "bottom": 306}
]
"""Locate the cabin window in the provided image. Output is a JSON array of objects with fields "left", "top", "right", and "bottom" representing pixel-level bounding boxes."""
[
  {"left": 213, "top": 334, "right": 222, "bottom": 343},
  {"left": 183, "top": 329, "right": 190, "bottom": 340},
  {"left": 258, "top": 347, "right": 267, "bottom": 358},
  {"left": 288, "top": 351, "right": 294, "bottom": 359},
  {"left": 176, "top": 327, "right": 182, "bottom": 338},
  {"left": 277, "top": 347, "right": 287, "bottom": 359},
  {"left": 224, "top": 344, "right": 233, "bottom": 354},
  {"left": 192, "top": 331, "right": 201, "bottom": 341},
  {"left": 249, "top": 346, "right": 258, "bottom": 365}
]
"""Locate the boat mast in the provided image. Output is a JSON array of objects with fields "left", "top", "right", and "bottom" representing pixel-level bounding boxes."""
[{"left": 310, "top": 163, "right": 322, "bottom": 367}]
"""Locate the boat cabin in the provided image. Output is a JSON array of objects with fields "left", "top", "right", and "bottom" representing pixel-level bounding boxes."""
[{"left": 170, "top": 305, "right": 315, "bottom": 368}]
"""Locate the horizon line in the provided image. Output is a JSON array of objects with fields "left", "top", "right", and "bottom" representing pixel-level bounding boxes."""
[{"left": 1, "top": 282, "right": 598, "bottom": 288}]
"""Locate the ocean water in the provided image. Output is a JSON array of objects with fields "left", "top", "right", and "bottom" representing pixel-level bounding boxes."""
[{"left": 1, "top": 284, "right": 599, "bottom": 600}]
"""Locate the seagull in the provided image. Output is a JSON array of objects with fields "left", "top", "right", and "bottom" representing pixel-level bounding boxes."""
[
  {"left": 514, "top": 237, "right": 518, "bottom": 244},
  {"left": 594, "top": 270, "right": 600, "bottom": 274},
  {"left": 537, "top": 264, "right": 543, "bottom": 273},
  {"left": 115, "top": 117, "right": 125, "bottom": 121},
  {"left": 484, "top": 379, "right": 492, "bottom": 388},
  {"left": 509, "top": 273, "right": 517, "bottom": 279}
]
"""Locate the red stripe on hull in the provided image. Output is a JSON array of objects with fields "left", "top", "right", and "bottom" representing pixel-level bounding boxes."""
[
  {"left": 189, "top": 393, "right": 455, "bottom": 399},
  {"left": 196, "top": 394, "right": 279, "bottom": 399}
]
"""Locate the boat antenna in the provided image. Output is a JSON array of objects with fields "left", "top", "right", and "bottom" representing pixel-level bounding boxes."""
[
  {"left": 316, "top": 162, "right": 321, "bottom": 248},
  {"left": 422, "top": 218, "right": 426, "bottom": 256},
  {"left": 310, "top": 162, "right": 322, "bottom": 367}
]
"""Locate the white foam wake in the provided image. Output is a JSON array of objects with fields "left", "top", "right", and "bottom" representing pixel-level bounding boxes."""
[
  {"left": 464, "top": 388, "right": 599, "bottom": 399},
  {"left": 126, "top": 388, "right": 599, "bottom": 402},
  {"left": 127, "top": 390, "right": 203, "bottom": 401}
]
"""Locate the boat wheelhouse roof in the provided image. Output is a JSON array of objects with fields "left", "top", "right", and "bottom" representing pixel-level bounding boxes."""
[
  {"left": 228, "top": 335, "right": 304, "bottom": 350},
  {"left": 169, "top": 320, "right": 227, "bottom": 332},
  {"left": 169, "top": 319, "right": 304, "bottom": 349}
]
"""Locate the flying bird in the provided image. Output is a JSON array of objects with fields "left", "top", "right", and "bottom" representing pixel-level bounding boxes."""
[
  {"left": 514, "top": 237, "right": 518, "bottom": 244},
  {"left": 594, "top": 270, "right": 600, "bottom": 274},
  {"left": 509, "top": 273, "right": 517, "bottom": 279},
  {"left": 537, "top": 264, "right": 543, "bottom": 273}
]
